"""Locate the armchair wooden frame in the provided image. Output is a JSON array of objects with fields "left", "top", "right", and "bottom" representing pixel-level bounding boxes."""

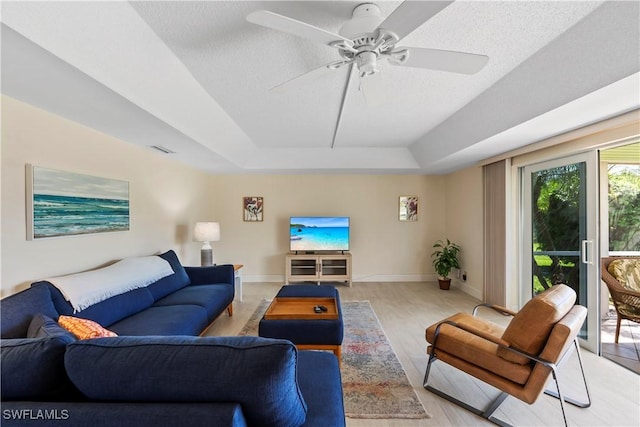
[
  {"left": 423, "top": 303, "right": 592, "bottom": 427},
  {"left": 601, "top": 256, "right": 640, "bottom": 343}
]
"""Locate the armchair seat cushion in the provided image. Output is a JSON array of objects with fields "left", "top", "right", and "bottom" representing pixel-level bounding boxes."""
[
  {"left": 618, "top": 303, "right": 640, "bottom": 317},
  {"left": 426, "top": 313, "right": 532, "bottom": 385},
  {"left": 608, "top": 258, "right": 640, "bottom": 292}
]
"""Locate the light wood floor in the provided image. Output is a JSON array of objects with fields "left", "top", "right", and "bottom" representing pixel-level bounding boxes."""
[
  {"left": 601, "top": 308, "right": 640, "bottom": 374},
  {"left": 204, "top": 281, "right": 640, "bottom": 427}
]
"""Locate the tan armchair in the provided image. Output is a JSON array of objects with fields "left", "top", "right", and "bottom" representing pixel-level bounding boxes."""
[
  {"left": 601, "top": 256, "right": 640, "bottom": 343},
  {"left": 423, "top": 284, "right": 591, "bottom": 427}
]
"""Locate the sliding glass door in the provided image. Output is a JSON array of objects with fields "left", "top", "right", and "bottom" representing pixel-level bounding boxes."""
[{"left": 522, "top": 152, "right": 599, "bottom": 352}]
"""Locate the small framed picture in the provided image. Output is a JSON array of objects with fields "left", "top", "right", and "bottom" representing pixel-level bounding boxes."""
[
  {"left": 243, "top": 196, "right": 263, "bottom": 222},
  {"left": 399, "top": 196, "right": 418, "bottom": 221}
]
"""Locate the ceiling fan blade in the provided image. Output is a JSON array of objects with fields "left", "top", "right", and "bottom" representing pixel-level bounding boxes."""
[
  {"left": 378, "top": 1, "right": 454, "bottom": 41},
  {"left": 247, "top": 10, "right": 352, "bottom": 48},
  {"left": 396, "top": 47, "right": 489, "bottom": 74},
  {"left": 331, "top": 64, "right": 357, "bottom": 149},
  {"left": 270, "top": 61, "right": 346, "bottom": 93}
]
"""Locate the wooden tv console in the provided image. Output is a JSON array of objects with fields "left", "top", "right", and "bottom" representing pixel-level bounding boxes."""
[{"left": 285, "top": 253, "right": 352, "bottom": 287}]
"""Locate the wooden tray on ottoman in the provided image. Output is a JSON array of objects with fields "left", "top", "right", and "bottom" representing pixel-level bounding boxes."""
[{"left": 264, "top": 297, "right": 338, "bottom": 320}]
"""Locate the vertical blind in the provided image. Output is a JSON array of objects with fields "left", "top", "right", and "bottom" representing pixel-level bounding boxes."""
[{"left": 483, "top": 160, "right": 507, "bottom": 305}]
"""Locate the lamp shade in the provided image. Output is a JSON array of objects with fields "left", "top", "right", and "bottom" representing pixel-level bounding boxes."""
[{"left": 193, "top": 222, "right": 220, "bottom": 242}]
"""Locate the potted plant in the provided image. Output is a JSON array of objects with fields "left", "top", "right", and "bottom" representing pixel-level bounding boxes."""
[{"left": 431, "top": 239, "right": 461, "bottom": 290}]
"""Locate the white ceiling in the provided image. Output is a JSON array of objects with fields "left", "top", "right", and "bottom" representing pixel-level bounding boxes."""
[{"left": 2, "top": 1, "right": 639, "bottom": 174}]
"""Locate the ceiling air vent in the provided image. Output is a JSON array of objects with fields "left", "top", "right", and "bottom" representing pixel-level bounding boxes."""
[{"left": 149, "top": 145, "right": 175, "bottom": 154}]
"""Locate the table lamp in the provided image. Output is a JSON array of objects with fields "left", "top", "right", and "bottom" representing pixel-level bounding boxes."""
[{"left": 194, "top": 222, "right": 220, "bottom": 266}]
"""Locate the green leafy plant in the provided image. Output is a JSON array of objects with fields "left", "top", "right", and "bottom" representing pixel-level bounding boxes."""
[{"left": 431, "top": 239, "right": 461, "bottom": 279}]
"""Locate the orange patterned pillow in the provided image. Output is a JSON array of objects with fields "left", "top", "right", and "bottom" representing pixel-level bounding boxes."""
[{"left": 58, "top": 315, "right": 117, "bottom": 339}]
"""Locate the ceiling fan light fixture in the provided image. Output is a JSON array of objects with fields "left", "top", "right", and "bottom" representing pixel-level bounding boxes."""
[{"left": 357, "top": 51, "right": 379, "bottom": 76}]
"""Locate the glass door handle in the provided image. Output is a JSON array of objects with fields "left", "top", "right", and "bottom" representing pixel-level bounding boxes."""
[{"left": 581, "top": 240, "right": 593, "bottom": 265}]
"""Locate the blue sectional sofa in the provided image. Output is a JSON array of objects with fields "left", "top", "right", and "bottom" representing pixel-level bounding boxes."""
[
  {"left": 31, "top": 249, "right": 235, "bottom": 337},
  {"left": 0, "top": 250, "right": 346, "bottom": 426}
]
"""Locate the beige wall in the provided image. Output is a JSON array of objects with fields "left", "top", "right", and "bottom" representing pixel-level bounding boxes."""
[
  {"left": 210, "top": 174, "right": 447, "bottom": 282},
  {"left": 444, "top": 166, "right": 484, "bottom": 299},
  {"left": 1, "top": 97, "right": 210, "bottom": 295},
  {"left": 1, "top": 95, "right": 480, "bottom": 298}
]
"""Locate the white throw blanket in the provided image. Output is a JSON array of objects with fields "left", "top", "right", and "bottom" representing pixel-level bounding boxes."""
[{"left": 47, "top": 256, "right": 175, "bottom": 312}]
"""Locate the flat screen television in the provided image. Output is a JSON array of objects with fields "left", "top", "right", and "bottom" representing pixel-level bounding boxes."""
[{"left": 290, "top": 216, "right": 349, "bottom": 252}]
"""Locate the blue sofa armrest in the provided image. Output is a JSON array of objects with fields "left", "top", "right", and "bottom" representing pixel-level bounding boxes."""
[{"left": 184, "top": 264, "right": 234, "bottom": 286}]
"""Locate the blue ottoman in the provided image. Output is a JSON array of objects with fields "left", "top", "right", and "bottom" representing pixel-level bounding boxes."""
[{"left": 259, "top": 285, "right": 344, "bottom": 364}]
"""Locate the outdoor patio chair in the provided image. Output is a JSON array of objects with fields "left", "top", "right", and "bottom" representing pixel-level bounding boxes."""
[
  {"left": 423, "top": 284, "right": 591, "bottom": 427},
  {"left": 601, "top": 256, "right": 640, "bottom": 343}
]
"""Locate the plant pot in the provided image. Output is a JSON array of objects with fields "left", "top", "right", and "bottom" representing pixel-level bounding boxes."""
[{"left": 438, "top": 278, "right": 451, "bottom": 290}]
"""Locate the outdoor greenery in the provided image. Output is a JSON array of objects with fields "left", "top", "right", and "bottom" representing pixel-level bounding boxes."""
[
  {"left": 532, "top": 162, "right": 640, "bottom": 294},
  {"left": 532, "top": 164, "right": 582, "bottom": 294},
  {"left": 608, "top": 165, "right": 640, "bottom": 252}
]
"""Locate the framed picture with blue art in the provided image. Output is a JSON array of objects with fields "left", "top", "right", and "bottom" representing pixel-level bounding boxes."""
[{"left": 26, "top": 165, "right": 130, "bottom": 239}]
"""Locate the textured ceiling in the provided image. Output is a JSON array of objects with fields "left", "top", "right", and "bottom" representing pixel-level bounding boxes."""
[{"left": 2, "top": 1, "right": 639, "bottom": 174}]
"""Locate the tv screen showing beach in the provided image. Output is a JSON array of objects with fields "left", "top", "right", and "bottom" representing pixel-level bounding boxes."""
[{"left": 290, "top": 217, "right": 349, "bottom": 251}]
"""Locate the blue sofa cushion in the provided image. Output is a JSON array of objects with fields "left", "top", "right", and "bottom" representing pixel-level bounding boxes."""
[
  {"left": 27, "top": 313, "right": 76, "bottom": 341},
  {"left": 33, "top": 282, "right": 155, "bottom": 328},
  {"left": 296, "top": 351, "right": 346, "bottom": 427},
  {"left": 0, "top": 286, "right": 59, "bottom": 338},
  {"left": 107, "top": 305, "right": 209, "bottom": 336},
  {"left": 65, "top": 336, "right": 307, "bottom": 427},
  {"left": 152, "top": 284, "right": 233, "bottom": 320},
  {"left": 1, "top": 333, "right": 77, "bottom": 400},
  {"left": 147, "top": 250, "right": 191, "bottom": 301}
]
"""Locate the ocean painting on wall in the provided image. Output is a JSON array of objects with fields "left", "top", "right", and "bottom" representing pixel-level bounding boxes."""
[{"left": 27, "top": 165, "right": 130, "bottom": 239}]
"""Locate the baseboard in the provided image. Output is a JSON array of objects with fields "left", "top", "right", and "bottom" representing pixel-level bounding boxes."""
[
  {"left": 243, "top": 274, "right": 438, "bottom": 283},
  {"left": 452, "top": 280, "right": 483, "bottom": 300},
  {"left": 242, "top": 273, "right": 482, "bottom": 299},
  {"left": 243, "top": 274, "right": 483, "bottom": 300},
  {"left": 353, "top": 274, "right": 436, "bottom": 282},
  {"left": 243, "top": 275, "right": 285, "bottom": 283}
]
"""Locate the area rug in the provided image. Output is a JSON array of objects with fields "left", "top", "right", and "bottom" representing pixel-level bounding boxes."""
[{"left": 239, "top": 300, "right": 430, "bottom": 419}]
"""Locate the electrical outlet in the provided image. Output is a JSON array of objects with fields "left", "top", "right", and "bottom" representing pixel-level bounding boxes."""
[{"left": 462, "top": 271, "right": 467, "bottom": 281}]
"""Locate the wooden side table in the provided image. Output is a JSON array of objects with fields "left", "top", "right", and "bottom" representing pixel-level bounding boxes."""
[{"left": 233, "top": 264, "right": 243, "bottom": 302}]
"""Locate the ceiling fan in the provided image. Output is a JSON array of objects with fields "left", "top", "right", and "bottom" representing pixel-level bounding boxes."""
[{"left": 246, "top": 1, "right": 489, "bottom": 147}]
